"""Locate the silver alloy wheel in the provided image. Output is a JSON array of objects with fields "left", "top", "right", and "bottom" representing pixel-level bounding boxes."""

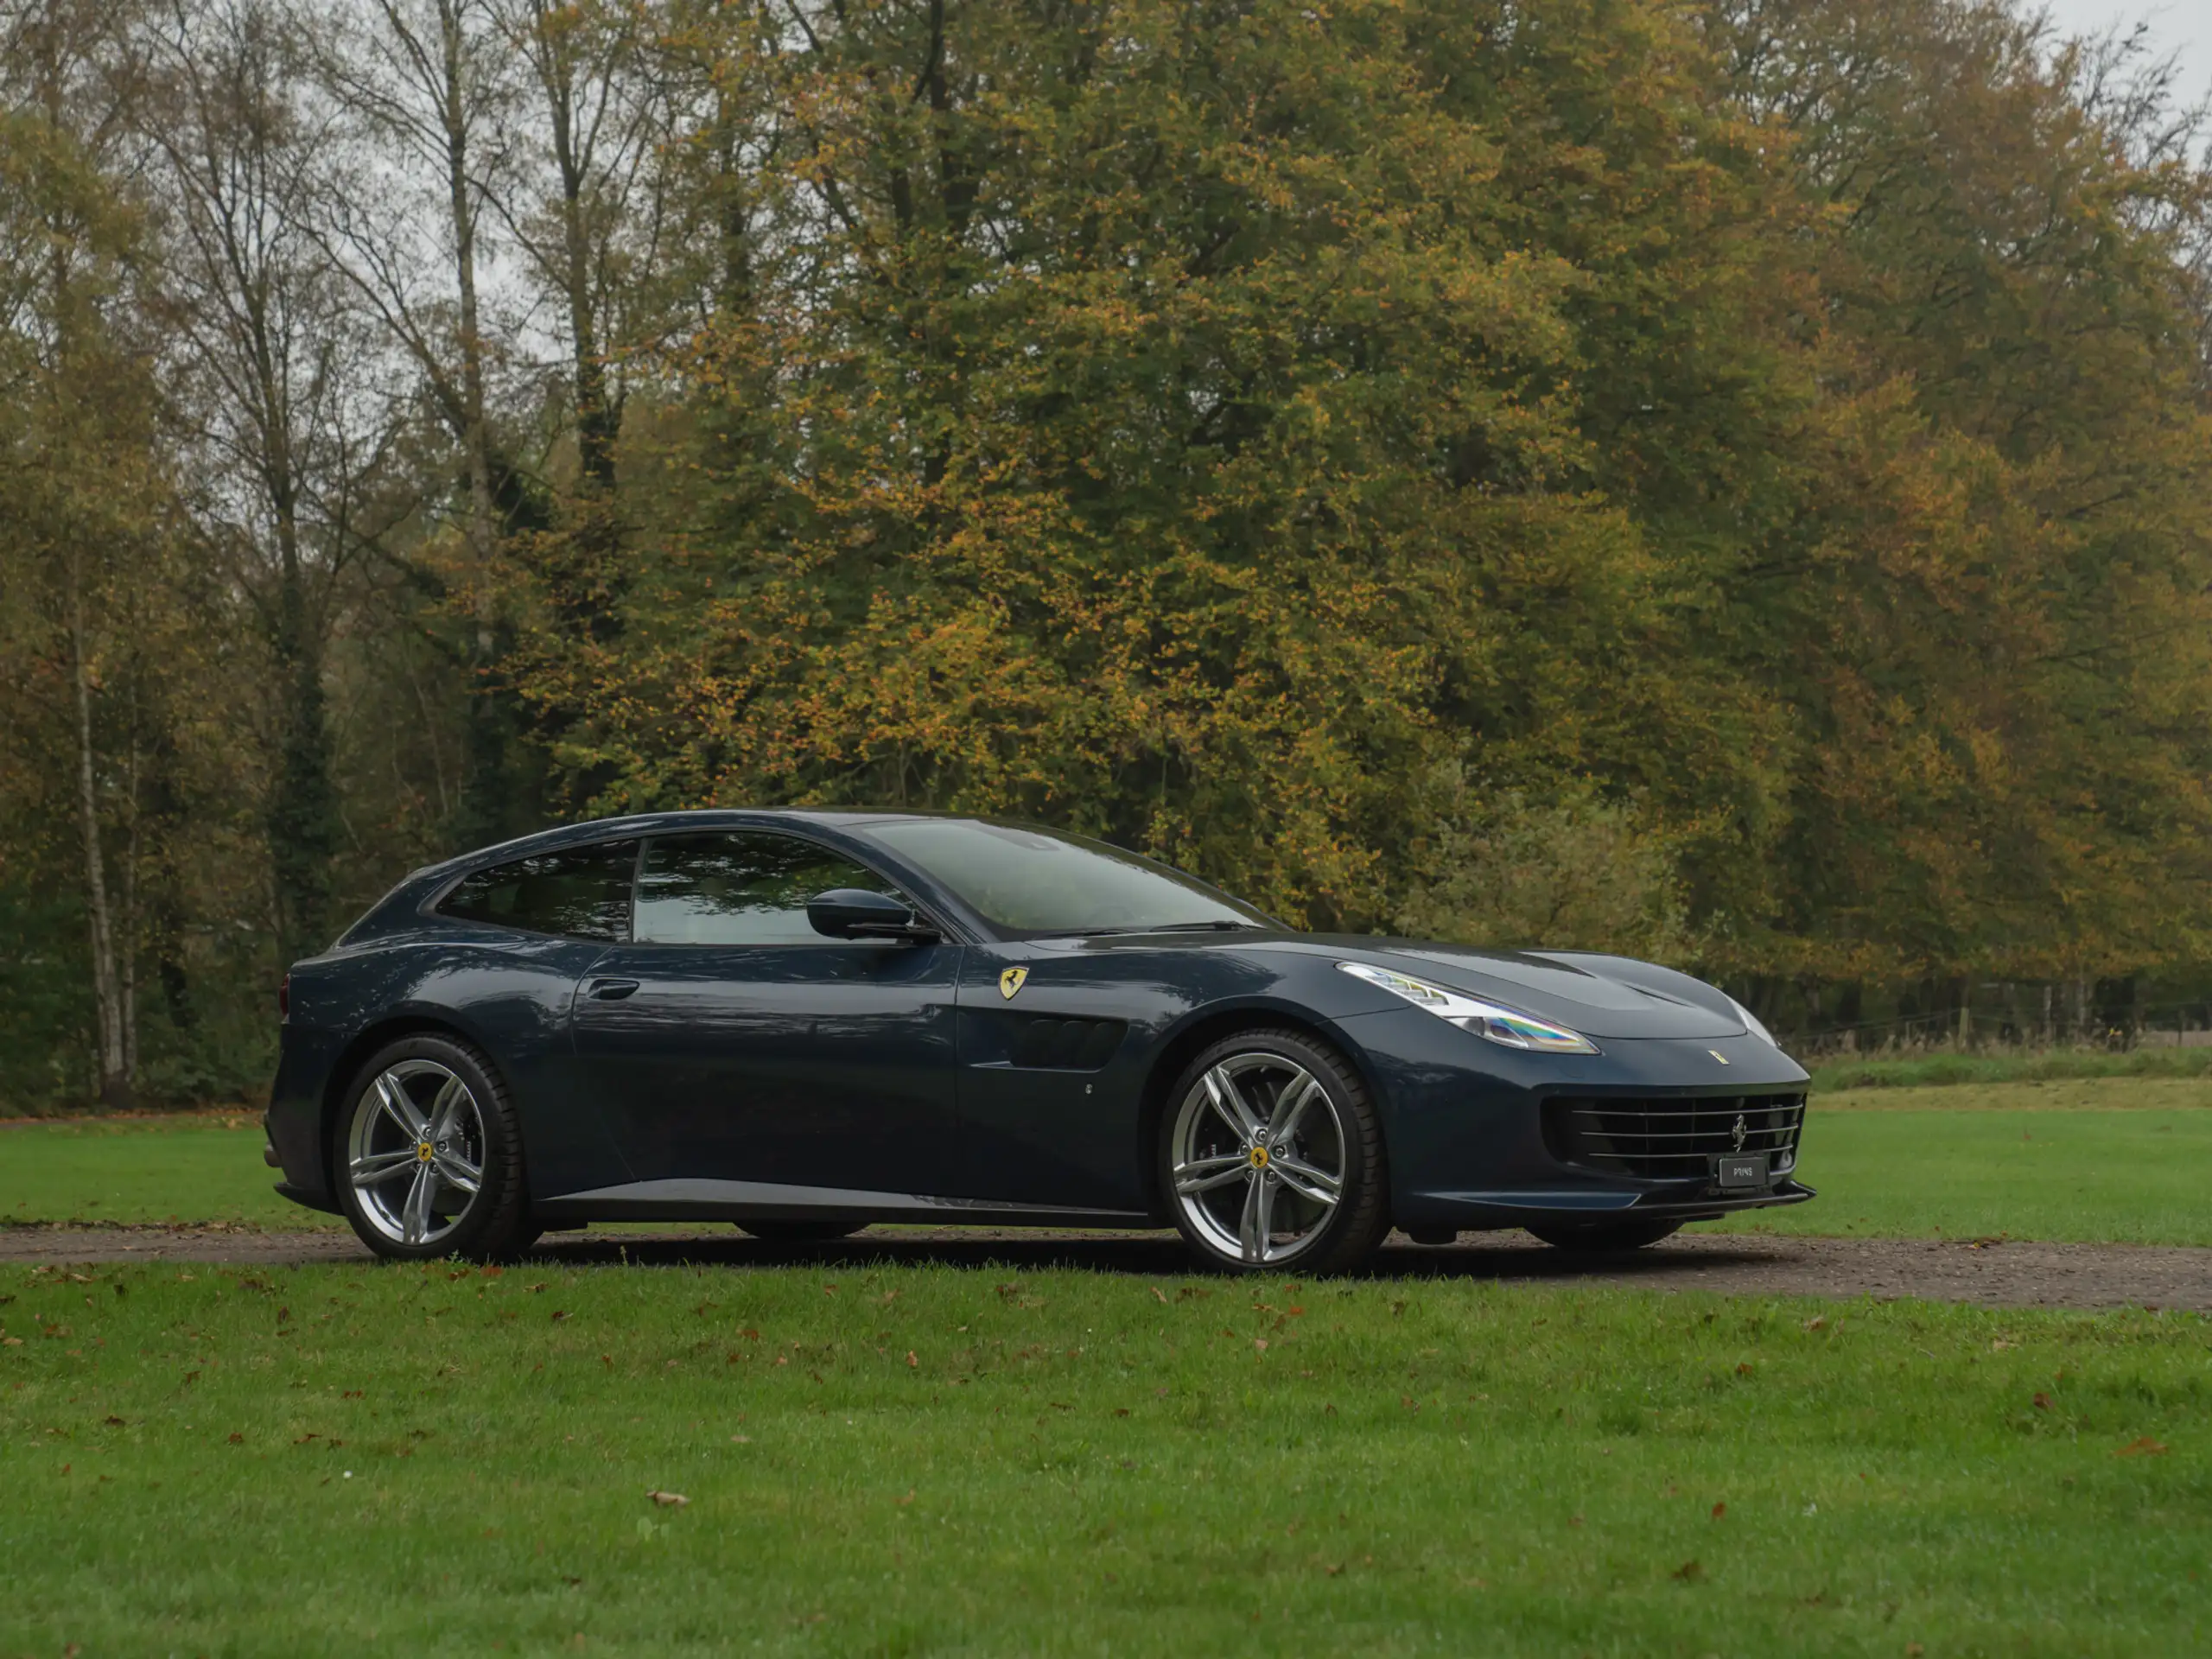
[
  {"left": 1170, "top": 1052, "right": 1347, "bottom": 1265},
  {"left": 346, "top": 1058, "right": 486, "bottom": 1248}
]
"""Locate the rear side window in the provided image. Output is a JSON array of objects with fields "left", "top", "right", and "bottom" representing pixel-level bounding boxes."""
[
  {"left": 438, "top": 841, "right": 639, "bottom": 940},
  {"left": 634, "top": 832, "right": 901, "bottom": 945}
]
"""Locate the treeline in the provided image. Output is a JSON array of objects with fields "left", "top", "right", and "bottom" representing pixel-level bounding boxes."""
[{"left": 3, "top": 0, "right": 2209, "bottom": 1108}]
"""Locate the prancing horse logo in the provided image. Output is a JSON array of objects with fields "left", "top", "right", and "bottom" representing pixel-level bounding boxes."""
[
  {"left": 1730, "top": 1114, "right": 1749, "bottom": 1153},
  {"left": 1000, "top": 966, "right": 1029, "bottom": 1001}
]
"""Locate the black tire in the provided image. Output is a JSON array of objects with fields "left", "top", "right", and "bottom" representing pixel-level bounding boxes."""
[
  {"left": 1525, "top": 1220, "right": 1681, "bottom": 1253},
  {"left": 1158, "top": 1027, "right": 1389, "bottom": 1275},
  {"left": 333, "top": 1033, "right": 537, "bottom": 1263},
  {"left": 737, "top": 1220, "right": 866, "bottom": 1243}
]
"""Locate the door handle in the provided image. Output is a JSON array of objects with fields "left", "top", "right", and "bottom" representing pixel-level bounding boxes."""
[{"left": 587, "top": 977, "right": 640, "bottom": 1001}]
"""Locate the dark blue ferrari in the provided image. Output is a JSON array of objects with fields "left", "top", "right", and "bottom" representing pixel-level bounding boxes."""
[{"left": 264, "top": 811, "right": 1813, "bottom": 1271}]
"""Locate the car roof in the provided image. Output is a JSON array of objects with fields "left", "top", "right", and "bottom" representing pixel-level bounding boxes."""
[{"left": 401, "top": 807, "right": 976, "bottom": 884}]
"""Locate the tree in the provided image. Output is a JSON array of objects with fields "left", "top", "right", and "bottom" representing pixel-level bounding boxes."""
[
  {"left": 1, "top": 0, "right": 175, "bottom": 1102},
  {"left": 142, "top": 0, "right": 398, "bottom": 963}
]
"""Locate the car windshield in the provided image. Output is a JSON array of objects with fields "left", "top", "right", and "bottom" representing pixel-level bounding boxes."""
[{"left": 864, "top": 819, "right": 1270, "bottom": 937}]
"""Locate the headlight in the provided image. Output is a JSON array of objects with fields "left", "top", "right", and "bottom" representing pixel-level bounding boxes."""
[
  {"left": 1726, "top": 996, "right": 1777, "bottom": 1047},
  {"left": 1337, "top": 962, "right": 1599, "bottom": 1054}
]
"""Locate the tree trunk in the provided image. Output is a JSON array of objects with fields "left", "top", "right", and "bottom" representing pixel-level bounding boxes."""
[
  {"left": 437, "top": 0, "right": 510, "bottom": 849},
  {"left": 270, "top": 514, "right": 337, "bottom": 962},
  {"left": 66, "top": 557, "right": 130, "bottom": 1108}
]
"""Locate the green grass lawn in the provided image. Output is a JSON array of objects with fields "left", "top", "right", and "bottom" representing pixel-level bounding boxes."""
[
  {"left": 3, "top": 1259, "right": 2205, "bottom": 1656},
  {"left": 1709, "top": 1085, "right": 2212, "bottom": 1247},
  {"left": 8, "top": 1080, "right": 2212, "bottom": 1246},
  {"left": 0, "top": 1109, "right": 332, "bottom": 1231},
  {"left": 1803, "top": 1044, "right": 2212, "bottom": 1094}
]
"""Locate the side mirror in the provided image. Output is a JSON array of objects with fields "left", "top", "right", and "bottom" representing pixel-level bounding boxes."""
[{"left": 807, "top": 888, "right": 934, "bottom": 942}]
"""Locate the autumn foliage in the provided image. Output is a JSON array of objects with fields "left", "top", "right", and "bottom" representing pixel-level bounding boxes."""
[{"left": 3, "top": 0, "right": 2210, "bottom": 1102}]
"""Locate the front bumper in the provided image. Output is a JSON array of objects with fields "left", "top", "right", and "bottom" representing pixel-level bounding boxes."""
[{"left": 1340, "top": 1006, "right": 1819, "bottom": 1233}]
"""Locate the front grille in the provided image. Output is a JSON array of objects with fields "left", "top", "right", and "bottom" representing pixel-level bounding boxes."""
[{"left": 1543, "top": 1094, "right": 1806, "bottom": 1181}]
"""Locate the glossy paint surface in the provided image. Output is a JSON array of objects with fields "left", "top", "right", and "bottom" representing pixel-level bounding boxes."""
[{"left": 264, "top": 810, "right": 1815, "bottom": 1233}]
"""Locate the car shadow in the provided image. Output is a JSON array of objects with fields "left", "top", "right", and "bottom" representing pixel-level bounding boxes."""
[{"left": 516, "top": 1229, "right": 1791, "bottom": 1284}]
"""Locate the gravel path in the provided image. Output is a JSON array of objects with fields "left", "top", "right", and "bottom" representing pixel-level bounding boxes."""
[{"left": 3, "top": 1224, "right": 2206, "bottom": 1312}]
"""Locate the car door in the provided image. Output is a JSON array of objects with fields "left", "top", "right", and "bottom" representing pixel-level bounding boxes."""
[
  {"left": 568, "top": 830, "right": 963, "bottom": 1202},
  {"left": 426, "top": 836, "right": 644, "bottom": 1204}
]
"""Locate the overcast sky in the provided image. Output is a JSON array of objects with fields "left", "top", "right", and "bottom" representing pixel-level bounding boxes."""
[{"left": 2033, "top": 0, "right": 2212, "bottom": 105}]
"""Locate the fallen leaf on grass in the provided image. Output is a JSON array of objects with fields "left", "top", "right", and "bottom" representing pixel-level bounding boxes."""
[
  {"left": 1802, "top": 1317, "right": 1826, "bottom": 1332},
  {"left": 1735, "top": 1363, "right": 1753, "bottom": 1377},
  {"left": 730, "top": 1433, "right": 751, "bottom": 1443},
  {"left": 645, "top": 1490, "right": 689, "bottom": 1508},
  {"left": 896, "top": 1490, "right": 915, "bottom": 1506},
  {"left": 906, "top": 1351, "right": 918, "bottom": 1369},
  {"left": 2115, "top": 1437, "right": 2169, "bottom": 1458},
  {"left": 551, "top": 1311, "right": 570, "bottom": 1322},
  {"left": 1672, "top": 1560, "right": 1704, "bottom": 1583},
  {"left": 1150, "top": 1287, "right": 1167, "bottom": 1305},
  {"left": 226, "top": 1432, "right": 243, "bottom": 1444},
  {"left": 1113, "top": 1408, "right": 1129, "bottom": 1418},
  {"left": 2033, "top": 1393, "right": 2052, "bottom": 1411},
  {"left": 1254, "top": 1338, "right": 1269, "bottom": 1353},
  {"left": 1711, "top": 1503, "right": 1726, "bottom": 1520},
  {"left": 104, "top": 1415, "right": 124, "bottom": 1427}
]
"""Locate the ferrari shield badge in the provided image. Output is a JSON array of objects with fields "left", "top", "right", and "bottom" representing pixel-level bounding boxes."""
[{"left": 1000, "top": 966, "right": 1029, "bottom": 1001}]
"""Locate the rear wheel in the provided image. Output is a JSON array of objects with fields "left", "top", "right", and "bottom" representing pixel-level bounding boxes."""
[
  {"left": 335, "top": 1034, "right": 535, "bottom": 1262},
  {"left": 738, "top": 1220, "right": 866, "bottom": 1243},
  {"left": 1525, "top": 1220, "right": 1681, "bottom": 1253},
  {"left": 1160, "top": 1028, "right": 1389, "bottom": 1274}
]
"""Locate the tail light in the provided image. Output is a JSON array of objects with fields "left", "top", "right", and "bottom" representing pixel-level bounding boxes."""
[{"left": 277, "top": 973, "right": 290, "bottom": 1023}]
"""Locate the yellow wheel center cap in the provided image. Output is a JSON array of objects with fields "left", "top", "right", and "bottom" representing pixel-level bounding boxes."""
[
  {"left": 1249, "top": 1145, "right": 1269, "bottom": 1169},
  {"left": 416, "top": 1141, "right": 435, "bottom": 1162}
]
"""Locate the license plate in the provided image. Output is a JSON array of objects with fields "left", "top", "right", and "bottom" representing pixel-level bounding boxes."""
[{"left": 1717, "top": 1153, "right": 1770, "bottom": 1190}]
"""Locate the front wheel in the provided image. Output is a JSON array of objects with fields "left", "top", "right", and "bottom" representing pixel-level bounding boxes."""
[
  {"left": 1160, "top": 1028, "right": 1389, "bottom": 1274},
  {"left": 334, "top": 1034, "right": 536, "bottom": 1262},
  {"left": 1525, "top": 1220, "right": 1681, "bottom": 1253}
]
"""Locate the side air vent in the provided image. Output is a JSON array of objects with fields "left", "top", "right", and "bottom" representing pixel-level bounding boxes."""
[{"left": 1009, "top": 1017, "right": 1128, "bottom": 1071}]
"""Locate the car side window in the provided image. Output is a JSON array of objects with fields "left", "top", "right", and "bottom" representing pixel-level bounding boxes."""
[
  {"left": 438, "top": 840, "right": 639, "bottom": 941},
  {"left": 634, "top": 832, "right": 903, "bottom": 946}
]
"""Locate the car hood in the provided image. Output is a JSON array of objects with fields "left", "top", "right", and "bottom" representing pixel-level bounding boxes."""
[{"left": 1329, "top": 940, "right": 1747, "bottom": 1040}]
